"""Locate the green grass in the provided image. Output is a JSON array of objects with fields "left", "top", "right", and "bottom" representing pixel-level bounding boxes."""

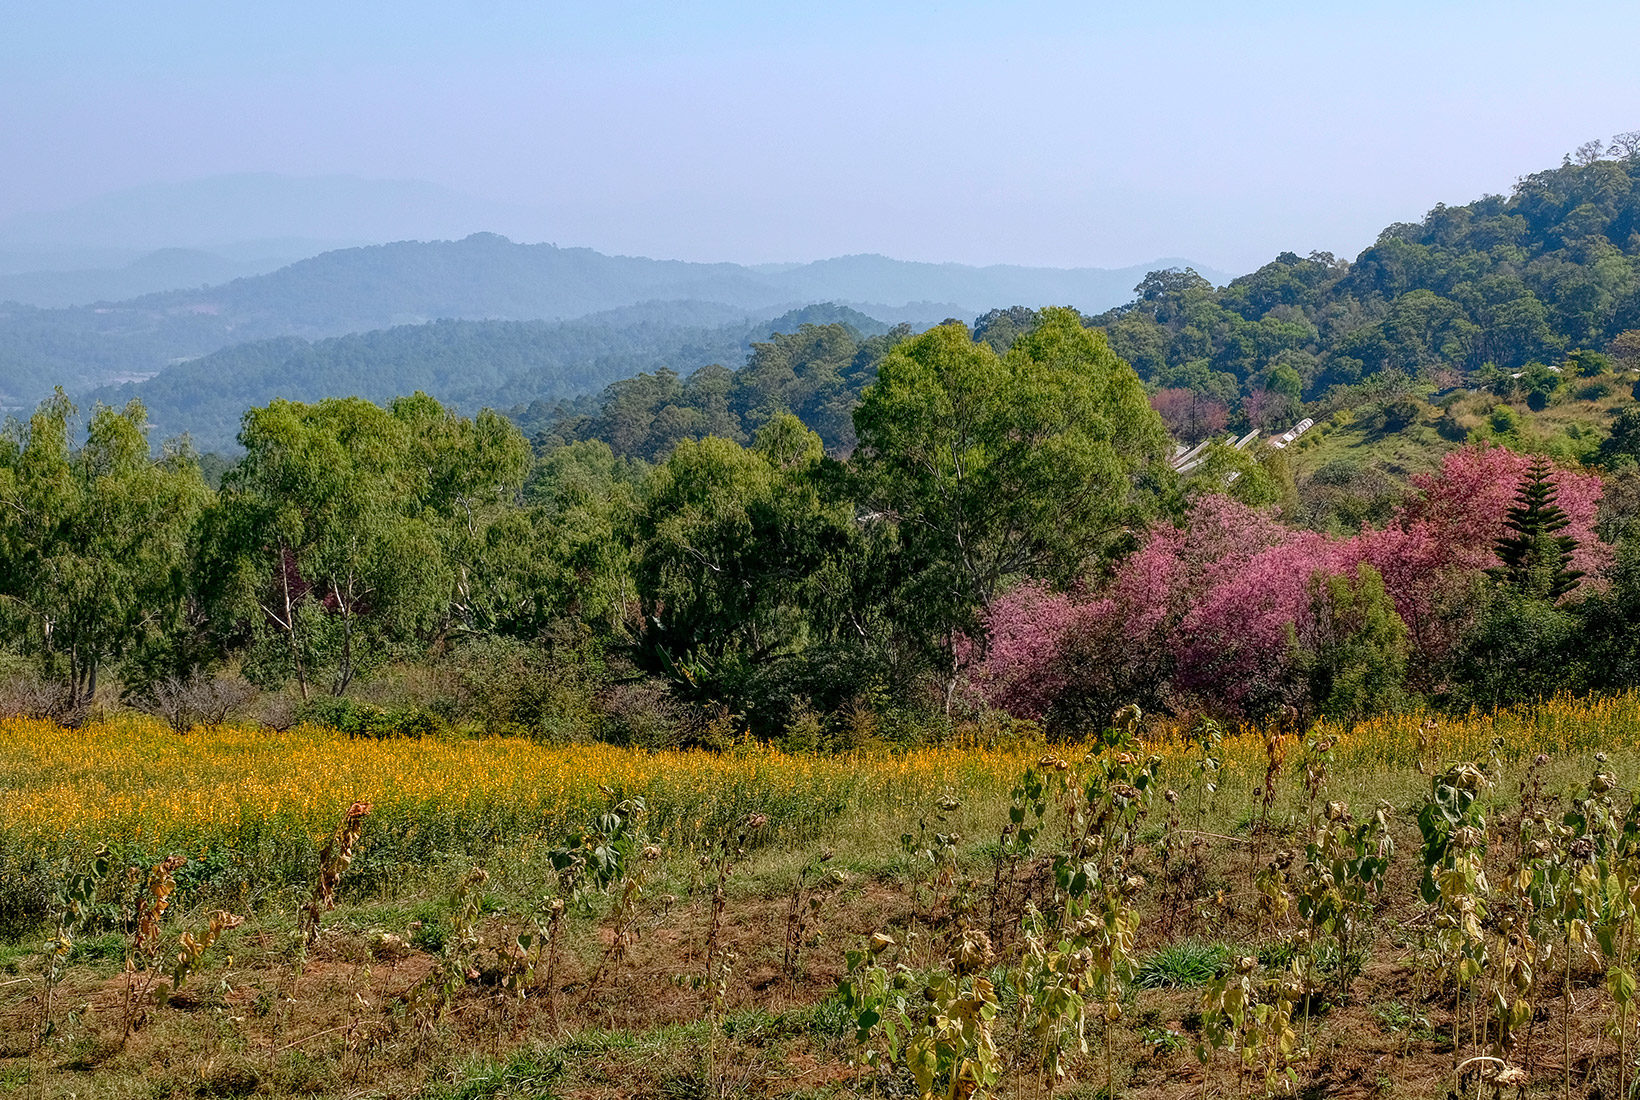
[
  {"left": 428, "top": 1046, "right": 566, "bottom": 1100},
  {"left": 1133, "top": 939, "right": 1230, "bottom": 989},
  {"left": 1290, "top": 376, "right": 1633, "bottom": 488}
]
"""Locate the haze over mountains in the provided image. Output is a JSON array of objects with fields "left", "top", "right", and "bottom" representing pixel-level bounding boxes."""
[
  {"left": 0, "top": 174, "right": 523, "bottom": 261},
  {"left": 0, "top": 249, "right": 300, "bottom": 308},
  {"left": 0, "top": 175, "right": 1224, "bottom": 440},
  {"left": 0, "top": 172, "right": 1225, "bottom": 299}
]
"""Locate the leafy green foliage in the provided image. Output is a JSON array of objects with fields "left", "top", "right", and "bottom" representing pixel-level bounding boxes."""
[
  {"left": 633, "top": 416, "right": 862, "bottom": 730},
  {"left": 853, "top": 309, "right": 1170, "bottom": 667},
  {"left": 208, "top": 393, "right": 528, "bottom": 696},
  {"left": 1448, "top": 587, "right": 1585, "bottom": 710},
  {"left": 1099, "top": 151, "right": 1640, "bottom": 421},
  {"left": 0, "top": 392, "right": 209, "bottom": 711},
  {"left": 537, "top": 320, "right": 904, "bottom": 460},
  {"left": 1294, "top": 563, "right": 1410, "bottom": 723}
]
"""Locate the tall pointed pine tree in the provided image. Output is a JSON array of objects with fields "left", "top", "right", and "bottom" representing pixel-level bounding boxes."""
[{"left": 1488, "top": 456, "right": 1583, "bottom": 599}]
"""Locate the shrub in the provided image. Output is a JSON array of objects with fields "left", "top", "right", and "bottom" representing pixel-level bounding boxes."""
[
  {"left": 440, "top": 636, "right": 602, "bottom": 742},
  {"left": 0, "top": 670, "right": 75, "bottom": 722},
  {"left": 780, "top": 706, "right": 825, "bottom": 754},
  {"left": 131, "top": 670, "right": 257, "bottom": 731},
  {"left": 598, "top": 678, "right": 684, "bottom": 748},
  {"left": 250, "top": 690, "right": 302, "bottom": 732},
  {"left": 295, "top": 696, "right": 448, "bottom": 739}
]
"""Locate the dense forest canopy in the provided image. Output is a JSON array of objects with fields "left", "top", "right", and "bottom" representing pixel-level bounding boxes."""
[
  {"left": 8, "top": 144, "right": 1640, "bottom": 745},
  {"left": 529, "top": 320, "right": 910, "bottom": 459},
  {"left": 1098, "top": 143, "right": 1640, "bottom": 422}
]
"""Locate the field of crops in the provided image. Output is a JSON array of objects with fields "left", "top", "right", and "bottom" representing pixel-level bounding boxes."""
[
  {"left": 0, "top": 716, "right": 1035, "bottom": 902},
  {"left": 8, "top": 693, "right": 1640, "bottom": 851},
  {"left": 11, "top": 696, "right": 1640, "bottom": 1098}
]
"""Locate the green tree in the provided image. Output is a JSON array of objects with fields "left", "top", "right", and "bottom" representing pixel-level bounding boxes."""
[
  {"left": 729, "top": 323, "right": 869, "bottom": 449},
  {"left": 1599, "top": 407, "right": 1640, "bottom": 468},
  {"left": 1488, "top": 457, "right": 1584, "bottom": 599},
  {"left": 1579, "top": 538, "right": 1640, "bottom": 691},
  {"left": 851, "top": 309, "right": 1170, "bottom": 688},
  {"left": 1294, "top": 563, "right": 1410, "bottom": 723},
  {"left": 1611, "top": 329, "right": 1640, "bottom": 370},
  {"left": 211, "top": 394, "right": 510, "bottom": 696},
  {"left": 0, "top": 393, "right": 209, "bottom": 711},
  {"left": 389, "top": 394, "right": 533, "bottom": 638},
  {"left": 479, "top": 440, "right": 645, "bottom": 638},
  {"left": 1264, "top": 362, "right": 1304, "bottom": 403},
  {"left": 1182, "top": 442, "right": 1285, "bottom": 508},
  {"left": 972, "top": 306, "right": 1043, "bottom": 353},
  {"left": 1517, "top": 360, "right": 1562, "bottom": 410},
  {"left": 1566, "top": 348, "right": 1613, "bottom": 376},
  {"left": 634, "top": 415, "right": 859, "bottom": 727},
  {"left": 1449, "top": 587, "right": 1584, "bottom": 709}
]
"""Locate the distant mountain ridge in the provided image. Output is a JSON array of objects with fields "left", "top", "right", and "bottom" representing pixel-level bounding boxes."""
[
  {"left": 0, "top": 233, "right": 1216, "bottom": 406},
  {"left": 83, "top": 303, "right": 905, "bottom": 450},
  {"left": 0, "top": 248, "right": 302, "bottom": 308},
  {"left": 106, "top": 234, "right": 1204, "bottom": 327}
]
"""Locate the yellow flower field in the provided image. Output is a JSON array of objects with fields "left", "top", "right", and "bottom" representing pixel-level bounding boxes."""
[
  {"left": 0, "top": 715, "right": 1027, "bottom": 855},
  {"left": 1198, "top": 691, "right": 1640, "bottom": 774},
  {"left": 6, "top": 692, "right": 1640, "bottom": 892}
]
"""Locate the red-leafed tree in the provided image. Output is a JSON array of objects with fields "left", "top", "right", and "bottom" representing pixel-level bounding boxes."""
[
  {"left": 1397, "top": 444, "right": 1605, "bottom": 580},
  {"left": 970, "top": 444, "right": 1607, "bottom": 724},
  {"left": 1150, "top": 388, "right": 1230, "bottom": 442}
]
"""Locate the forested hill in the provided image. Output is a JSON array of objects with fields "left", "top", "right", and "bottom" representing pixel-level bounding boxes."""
[
  {"left": 153, "top": 237, "right": 1197, "bottom": 328},
  {"left": 86, "top": 303, "right": 901, "bottom": 450},
  {"left": 1098, "top": 146, "right": 1640, "bottom": 417},
  {"left": 527, "top": 147, "right": 1640, "bottom": 481},
  {"left": 25, "top": 147, "right": 1640, "bottom": 462},
  {"left": 523, "top": 318, "right": 916, "bottom": 460},
  {"left": 0, "top": 234, "right": 1203, "bottom": 408}
]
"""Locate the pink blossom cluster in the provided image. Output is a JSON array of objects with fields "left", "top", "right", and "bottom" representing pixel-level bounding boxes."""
[{"left": 973, "top": 445, "right": 1606, "bottom": 718}]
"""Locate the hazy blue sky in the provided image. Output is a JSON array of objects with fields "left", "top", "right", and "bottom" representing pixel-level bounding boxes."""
[{"left": 4, "top": 1, "right": 1638, "bottom": 272}]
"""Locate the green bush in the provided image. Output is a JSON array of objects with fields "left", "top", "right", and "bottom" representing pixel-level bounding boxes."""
[
  {"left": 440, "top": 636, "right": 602, "bottom": 742},
  {"left": 295, "top": 696, "right": 449, "bottom": 739}
]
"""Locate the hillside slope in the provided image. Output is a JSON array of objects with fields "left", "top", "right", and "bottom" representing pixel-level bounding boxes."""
[
  {"left": 1099, "top": 150, "right": 1640, "bottom": 412},
  {"left": 0, "top": 249, "right": 298, "bottom": 308},
  {"left": 0, "top": 236, "right": 1205, "bottom": 407},
  {"left": 86, "top": 304, "right": 902, "bottom": 450}
]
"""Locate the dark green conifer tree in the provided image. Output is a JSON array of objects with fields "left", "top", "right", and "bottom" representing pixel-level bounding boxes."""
[{"left": 1488, "top": 457, "right": 1584, "bottom": 599}]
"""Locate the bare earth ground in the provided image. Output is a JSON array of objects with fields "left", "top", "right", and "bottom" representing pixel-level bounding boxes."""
[{"left": 3, "top": 835, "right": 1633, "bottom": 1100}]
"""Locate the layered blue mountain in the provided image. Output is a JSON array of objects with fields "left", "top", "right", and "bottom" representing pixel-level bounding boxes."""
[{"left": 0, "top": 232, "right": 1212, "bottom": 413}]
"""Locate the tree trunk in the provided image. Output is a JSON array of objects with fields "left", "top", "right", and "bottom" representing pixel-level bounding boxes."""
[
  {"left": 68, "top": 646, "right": 83, "bottom": 712},
  {"left": 281, "top": 544, "right": 309, "bottom": 701},
  {"left": 333, "top": 575, "right": 355, "bottom": 696}
]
